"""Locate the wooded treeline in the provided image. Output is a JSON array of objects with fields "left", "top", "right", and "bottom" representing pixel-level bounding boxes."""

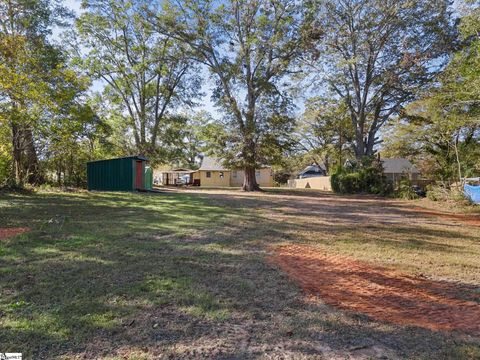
[{"left": 0, "top": 0, "right": 478, "bottom": 190}]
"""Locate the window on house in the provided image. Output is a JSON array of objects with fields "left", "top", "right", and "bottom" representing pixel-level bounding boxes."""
[
  {"left": 255, "top": 170, "right": 261, "bottom": 178},
  {"left": 232, "top": 170, "right": 237, "bottom": 178},
  {"left": 206, "top": 171, "right": 211, "bottom": 178},
  {"left": 219, "top": 172, "right": 224, "bottom": 178}
]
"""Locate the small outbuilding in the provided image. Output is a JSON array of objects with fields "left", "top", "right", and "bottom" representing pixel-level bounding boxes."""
[
  {"left": 87, "top": 155, "right": 149, "bottom": 191},
  {"left": 155, "top": 168, "right": 196, "bottom": 186}
]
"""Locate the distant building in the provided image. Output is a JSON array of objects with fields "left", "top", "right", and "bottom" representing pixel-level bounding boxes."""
[
  {"left": 153, "top": 167, "right": 196, "bottom": 186},
  {"left": 296, "top": 164, "right": 327, "bottom": 179},
  {"left": 288, "top": 164, "right": 330, "bottom": 190},
  {"left": 192, "top": 157, "right": 274, "bottom": 187},
  {"left": 288, "top": 158, "right": 422, "bottom": 191},
  {"left": 381, "top": 158, "right": 421, "bottom": 183}
]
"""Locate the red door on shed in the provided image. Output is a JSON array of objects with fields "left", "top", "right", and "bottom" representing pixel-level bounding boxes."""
[{"left": 135, "top": 160, "right": 143, "bottom": 189}]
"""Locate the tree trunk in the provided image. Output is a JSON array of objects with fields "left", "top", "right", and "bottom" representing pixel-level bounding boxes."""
[
  {"left": 241, "top": 136, "right": 260, "bottom": 191},
  {"left": 453, "top": 132, "right": 463, "bottom": 183},
  {"left": 57, "top": 165, "right": 62, "bottom": 186},
  {"left": 242, "top": 165, "right": 260, "bottom": 191},
  {"left": 10, "top": 120, "right": 43, "bottom": 186},
  {"left": 364, "top": 127, "right": 377, "bottom": 158},
  {"left": 354, "top": 128, "right": 365, "bottom": 160},
  {"left": 24, "top": 127, "right": 43, "bottom": 184},
  {"left": 338, "top": 128, "right": 343, "bottom": 168},
  {"left": 11, "top": 122, "right": 23, "bottom": 186}
]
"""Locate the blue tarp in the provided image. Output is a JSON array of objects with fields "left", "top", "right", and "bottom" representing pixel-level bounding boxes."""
[{"left": 464, "top": 184, "right": 480, "bottom": 204}]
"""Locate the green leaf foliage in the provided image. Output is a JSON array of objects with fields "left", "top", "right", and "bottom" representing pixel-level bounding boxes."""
[
  {"left": 156, "top": 0, "right": 303, "bottom": 189},
  {"left": 331, "top": 157, "right": 392, "bottom": 195}
]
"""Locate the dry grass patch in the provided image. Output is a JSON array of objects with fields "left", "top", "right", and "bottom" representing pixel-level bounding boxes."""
[{"left": 0, "top": 189, "right": 479, "bottom": 359}]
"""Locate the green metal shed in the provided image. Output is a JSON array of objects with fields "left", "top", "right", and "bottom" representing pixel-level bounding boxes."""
[
  {"left": 87, "top": 155, "right": 149, "bottom": 191},
  {"left": 144, "top": 166, "right": 153, "bottom": 190}
]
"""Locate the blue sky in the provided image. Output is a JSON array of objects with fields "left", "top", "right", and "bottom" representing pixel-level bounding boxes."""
[{"left": 64, "top": 0, "right": 81, "bottom": 13}]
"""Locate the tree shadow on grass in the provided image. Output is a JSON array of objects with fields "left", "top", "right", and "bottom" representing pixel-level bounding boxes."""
[{"left": 0, "top": 191, "right": 479, "bottom": 359}]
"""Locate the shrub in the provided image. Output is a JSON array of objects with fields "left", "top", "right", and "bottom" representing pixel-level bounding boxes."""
[
  {"left": 396, "top": 179, "right": 419, "bottom": 200},
  {"left": 426, "top": 184, "right": 471, "bottom": 204},
  {"left": 330, "top": 166, "right": 344, "bottom": 193},
  {"left": 426, "top": 185, "right": 441, "bottom": 201},
  {"left": 340, "top": 172, "right": 362, "bottom": 193},
  {"left": 273, "top": 171, "right": 291, "bottom": 186},
  {"left": 426, "top": 184, "right": 454, "bottom": 201},
  {"left": 331, "top": 158, "right": 392, "bottom": 195}
]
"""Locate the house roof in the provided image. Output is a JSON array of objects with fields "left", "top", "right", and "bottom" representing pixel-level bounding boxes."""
[
  {"left": 198, "top": 156, "right": 272, "bottom": 171},
  {"left": 300, "top": 164, "right": 326, "bottom": 173},
  {"left": 199, "top": 157, "right": 227, "bottom": 171},
  {"left": 159, "top": 168, "right": 196, "bottom": 174},
  {"left": 381, "top": 158, "right": 420, "bottom": 174},
  {"left": 171, "top": 168, "right": 195, "bottom": 172},
  {"left": 297, "top": 164, "right": 327, "bottom": 177},
  {"left": 87, "top": 155, "right": 148, "bottom": 163}
]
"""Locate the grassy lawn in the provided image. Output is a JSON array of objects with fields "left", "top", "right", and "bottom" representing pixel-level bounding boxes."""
[{"left": 0, "top": 189, "right": 479, "bottom": 359}]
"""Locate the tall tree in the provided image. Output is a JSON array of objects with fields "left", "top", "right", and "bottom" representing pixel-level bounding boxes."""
[
  {"left": 306, "top": 0, "right": 456, "bottom": 160},
  {"left": 39, "top": 92, "right": 110, "bottom": 187},
  {"left": 173, "top": 110, "right": 211, "bottom": 169},
  {"left": 383, "top": 96, "right": 480, "bottom": 182},
  {"left": 442, "top": 0, "right": 480, "bottom": 113},
  {"left": 0, "top": 0, "right": 72, "bottom": 185},
  {"left": 75, "top": 0, "right": 201, "bottom": 164},
  {"left": 156, "top": 0, "right": 302, "bottom": 190},
  {"left": 295, "top": 97, "right": 354, "bottom": 173},
  {"left": 383, "top": 1, "right": 480, "bottom": 182}
]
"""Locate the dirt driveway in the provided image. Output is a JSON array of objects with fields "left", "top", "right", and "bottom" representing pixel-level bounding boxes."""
[
  {"left": 269, "top": 244, "right": 480, "bottom": 335},
  {"left": 178, "top": 188, "right": 480, "bottom": 355},
  {"left": 182, "top": 188, "right": 480, "bottom": 281}
]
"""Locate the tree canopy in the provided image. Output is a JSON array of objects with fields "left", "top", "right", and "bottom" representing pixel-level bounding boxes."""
[
  {"left": 304, "top": 0, "right": 456, "bottom": 159},
  {"left": 0, "top": 0, "right": 477, "bottom": 191},
  {"left": 0, "top": 0, "right": 96, "bottom": 186},
  {"left": 75, "top": 0, "right": 201, "bottom": 165},
  {"left": 383, "top": 0, "right": 480, "bottom": 183},
  {"left": 155, "top": 0, "right": 303, "bottom": 190}
]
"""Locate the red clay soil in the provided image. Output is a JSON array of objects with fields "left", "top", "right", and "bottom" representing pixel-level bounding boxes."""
[
  {"left": 410, "top": 207, "right": 480, "bottom": 226},
  {"left": 0, "top": 227, "right": 29, "bottom": 240},
  {"left": 269, "top": 244, "right": 480, "bottom": 335}
]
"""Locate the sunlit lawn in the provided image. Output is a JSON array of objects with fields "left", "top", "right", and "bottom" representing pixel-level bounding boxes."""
[
  {"left": 1, "top": 191, "right": 254, "bottom": 358},
  {"left": 0, "top": 189, "right": 479, "bottom": 359}
]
